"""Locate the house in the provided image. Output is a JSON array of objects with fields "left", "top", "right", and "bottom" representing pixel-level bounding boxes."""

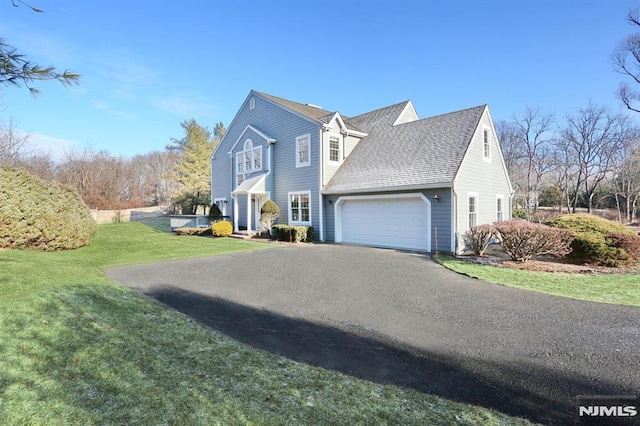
[{"left": 210, "top": 90, "right": 512, "bottom": 253}]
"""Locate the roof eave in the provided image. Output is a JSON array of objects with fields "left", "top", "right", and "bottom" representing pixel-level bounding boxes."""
[{"left": 322, "top": 182, "right": 453, "bottom": 195}]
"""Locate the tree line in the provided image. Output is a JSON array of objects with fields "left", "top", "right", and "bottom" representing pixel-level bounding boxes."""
[
  {"left": 0, "top": 117, "right": 224, "bottom": 212},
  {"left": 497, "top": 103, "right": 640, "bottom": 222}
]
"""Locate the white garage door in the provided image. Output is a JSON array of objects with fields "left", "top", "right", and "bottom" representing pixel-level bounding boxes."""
[{"left": 336, "top": 194, "right": 431, "bottom": 251}]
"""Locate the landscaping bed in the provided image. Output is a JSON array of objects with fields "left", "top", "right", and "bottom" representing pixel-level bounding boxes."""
[{"left": 458, "top": 244, "right": 638, "bottom": 275}]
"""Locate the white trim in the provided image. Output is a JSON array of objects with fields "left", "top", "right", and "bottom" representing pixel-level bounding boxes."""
[
  {"left": 467, "top": 192, "right": 479, "bottom": 229},
  {"left": 295, "top": 134, "right": 311, "bottom": 168},
  {"left": 322, "top": 182, "right": 452, "bottom": 195},
  {"left": 214, "top": 198, "right": 227, "bottom": 216},
  {"left": 392, "top": 101, "right": 419, "bottom": 126},
  {"left": 482, "top": 127, "right": 491, "bottom": 162},
  {"left": 451, "top": 186, "right": 457, "bottom": 254},
  {"left": 328, "top": 135, "right": 341, "bottom": 164},
  {"left": 334, "top": 193, "right": 431, "bottom": 252},
  {"left": 496, "top": 194, "right": 505, "bottom": 221},
  {"left": 228, "top": 124, "right": 276, "bottom": 154},
  {"left": 288, "top": 190, "right": 312, "bottom": 226},
  {"left": 318, "top": 128, "right": 325, "bottom": 241},
  {"left": 249, "top": 97, "right": 255, "bottom": 110}
]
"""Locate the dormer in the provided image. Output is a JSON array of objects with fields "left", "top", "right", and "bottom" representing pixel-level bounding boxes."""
[{"left": 392, "top": 101, "right": 419, "bottom": 126}]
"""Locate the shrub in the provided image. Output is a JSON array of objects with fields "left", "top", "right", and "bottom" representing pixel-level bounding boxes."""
[
  {"left": 212, "top": 221, "right": 233, "bottom": 237},
  {"left": 606, "top": 233, "right": 640, "bottom": 266},
  {"left": 208, "top": 203, "right": 223, "bottom": 221},
  {"left": 174, "top": 227, "right": 212, "bottom": 236},
  {"left": 0, "top": 166, "right": 96, "bottom": 250},
  {"left": 463, "top": 224, "right": 495, "bottom": 255},
  {"left": 494, "top": 220, "right": 573, "bottom": 262},
  {"left": 271, "top": 224, "right": 313, "bottom": 243},
  {"left": 545, "top": 214, "right": 636, "bottom": 266},
  {"left": 259, "top": 200, "right": 280, "bottom": 236}
]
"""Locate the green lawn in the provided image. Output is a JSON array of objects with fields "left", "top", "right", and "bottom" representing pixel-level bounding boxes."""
[
  {"left": 0, "top": 222, "right": 534, "bottom": 425},
  {"left": 435, "top": 254, "right": 640, "bottom": 307}
]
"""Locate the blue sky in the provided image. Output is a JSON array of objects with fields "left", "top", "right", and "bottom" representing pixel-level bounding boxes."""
[{"left": 1, "top": 0, "right": 638, "bottom": 159}]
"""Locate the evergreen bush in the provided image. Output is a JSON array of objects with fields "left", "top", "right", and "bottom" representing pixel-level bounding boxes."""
[
  {"left": 212, "top": 221, "right": 233, "bottom": 237},
  {"left": 271, "top": 224, "right": 313, "bottom": 242},
  {"left": 545, "top": 214, "right": 636, "bottom": 266},
  {"left": 259, "top": 200, "right": 279, "bottom": 236},
  {"left": 0, "top": 166, "right": 96, "bottom": 250}
]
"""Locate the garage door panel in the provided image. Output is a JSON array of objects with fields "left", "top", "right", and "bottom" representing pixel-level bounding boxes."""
[{"left": 338, "top": 196, "right": 430, "bottom": 251}]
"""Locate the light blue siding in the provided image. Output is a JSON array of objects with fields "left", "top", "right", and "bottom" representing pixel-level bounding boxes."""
[{"left": 211, "top": 92, "right": 322, "bottom": 237}]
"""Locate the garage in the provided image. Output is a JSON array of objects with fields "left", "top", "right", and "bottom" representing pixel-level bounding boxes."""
[{"left": 334, "top": 193, "right": 431, "bottom": 252}]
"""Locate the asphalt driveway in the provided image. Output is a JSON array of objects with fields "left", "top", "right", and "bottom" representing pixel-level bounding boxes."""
[{"left": 105, "top": 244, "right": 640, "bottom": 425}]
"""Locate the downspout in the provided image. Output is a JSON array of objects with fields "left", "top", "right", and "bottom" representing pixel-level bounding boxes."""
[
  {"left": 318, "top": 126, "right": 325, "bottom": 242},
  {"left": 451, "top": 185, "right": 458, "bottom": 254}
]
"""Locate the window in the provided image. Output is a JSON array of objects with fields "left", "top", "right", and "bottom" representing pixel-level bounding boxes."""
[
  {"left": 468, "top": 195, "right": 478, "bottom": 229},
  {"left": 329, "top": 137, "right": 340, "bottom": 163},
  {"left": 289, "top": 191, "right": 311, "bottom": 224},
  {"left": 296, "top": 134, "right": 311, "bottom": 167},
  {"left": 236, "top": 139, "right": 262, "bottom": 185},
  {"left": 496, "top": 195, "right": 504, "bottom": 221},
  {"left": 483, "top": 129, "right": 490, "bottom": 160}
]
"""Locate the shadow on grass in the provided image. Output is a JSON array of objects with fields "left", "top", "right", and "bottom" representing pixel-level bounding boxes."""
[
  {"left": 143, "top": 287, "right": 628, "bottom": 426},
  {"left": 136, "top": 218, "right": 172, "bottom": 234}
]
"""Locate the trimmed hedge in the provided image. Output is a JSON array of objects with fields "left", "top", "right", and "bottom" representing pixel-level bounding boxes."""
[
  {"left": 0, "top": 166, "right": 96, "bottom": 250},
  {"left": 271, "top": 224, "right": 313, "bottom": 243},
  {"left": 259, "top": 200, "right": 280, "bottom": 235},
  {"left": 545, "top": 214, "right": 637, "bottom": 266},
  {"left": 212, "top": 221, "right": 233, "bottom": 237},
  {"left": 174, "top": 227, "right": 212, "bottom": 236},
  {"left": 495, "top": 220, "right": 573, "bottom": 262}
]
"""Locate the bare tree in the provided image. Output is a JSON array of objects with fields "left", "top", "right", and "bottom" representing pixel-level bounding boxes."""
[
  {"left": 496, "top": 120, "right": 525, "bottom": 206},
  {"left": 495, "top": 109, "right": 555, "bottom": 216},
  {"left": 611, "top": 137, "right": 640, "bottom": 222},
  {"left": 612, "top": 8, "right": 640, "bottom": 113},
  {"left": 513, "top": 108, "right": 555, "bottom": 217},
  {"left": 0, "top": 117, "right": 31, "bottom": 165},
  {"left": 559, "top": 103, "right": 637, "bottom": 213}
]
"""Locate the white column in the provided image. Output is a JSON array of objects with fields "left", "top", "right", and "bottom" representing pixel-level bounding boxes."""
[
  {"left": 233, "top": 195, "right": 239, "bottom": 232},
  {"left": 246, "top": 194, "right": 252, "bottom": 233}
]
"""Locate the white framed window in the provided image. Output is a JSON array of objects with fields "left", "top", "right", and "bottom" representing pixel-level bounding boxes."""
[
  {"left": 236, "top": 139, "right": 262, "bottom": 185},
  {"left": 214, "top": 198, "right": 227, "bottom": 216},
  {"left": 296, "top": 134, "right": 311, "bottom": 167},
  {"left": 496, "top": 195, "right": 504, "bottom": 221},
  {"left": 468, "top": 193, "right": 478, "bottom": 229},
  {"left": 483, "top": 129, "right": 491, "bottom": 161},
  {"left": 329, "top": 137, "right": 340, "bottom": 163},
  {"left": 288, "top": 191, "right": 311, "bottom": 225},
  {"left": 249, "top": 97, "right": 255, "bottom": 110}
]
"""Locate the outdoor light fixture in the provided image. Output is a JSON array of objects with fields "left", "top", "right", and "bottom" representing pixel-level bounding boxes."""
[{"left": 433, "top": 195, "right": 439, "bottom": 202}]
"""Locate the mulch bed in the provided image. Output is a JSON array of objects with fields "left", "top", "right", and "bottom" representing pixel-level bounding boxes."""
[{"left": 457, "top": 244, "right": 637, "bottom": 275}]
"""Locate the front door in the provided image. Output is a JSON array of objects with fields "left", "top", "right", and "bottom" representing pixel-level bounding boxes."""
[{"left": 254, "top": 195, "right": 264, "bottom": 232}]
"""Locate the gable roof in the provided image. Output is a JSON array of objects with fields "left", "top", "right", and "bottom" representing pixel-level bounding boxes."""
[
  {"left": 256, "top": 91, "right": 364, "bottom": 133},
  {"left": 323, "top": 104, "right": 487, "bottom": 193},
  {"left": 256, "top": 91, "right": 333, "bottom": 122}
]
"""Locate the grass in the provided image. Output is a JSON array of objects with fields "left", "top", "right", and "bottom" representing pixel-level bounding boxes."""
[
  {"left": 435, "top": 253, "right": 640, "bottom": 307},
  {"left": 0, "top": 221, "right": 534, "bottom": 425}
]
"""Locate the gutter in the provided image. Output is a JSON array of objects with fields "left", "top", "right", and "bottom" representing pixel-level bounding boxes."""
[{"left": 322, "top": 182, "right": 453, "bottom": 195}]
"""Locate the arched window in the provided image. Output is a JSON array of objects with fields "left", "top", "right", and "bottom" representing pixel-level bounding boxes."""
[{"left": 236, "top": 139, "right": 263, "bottom": 185}]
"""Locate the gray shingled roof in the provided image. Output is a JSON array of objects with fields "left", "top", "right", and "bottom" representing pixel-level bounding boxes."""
[
  {"left": 256, "top": 91, "right": 333, "bottom": 121},
  {"left": 256, "top": 91, "right": 364, "bottom": 132},
  {"left": 324, "top": 104, "right": 486, "bottom": 193}
]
